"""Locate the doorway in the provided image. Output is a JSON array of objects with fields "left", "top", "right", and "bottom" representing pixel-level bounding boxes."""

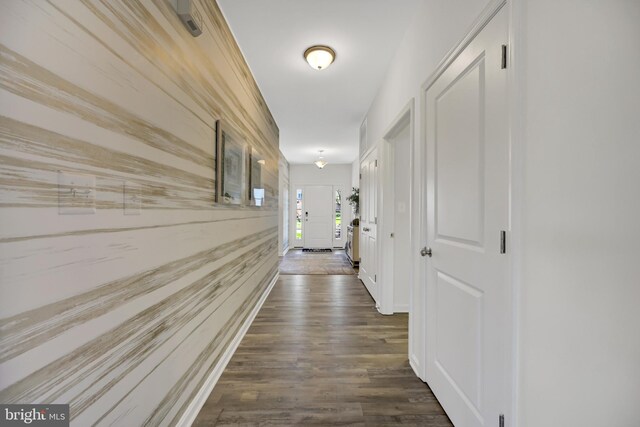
[
  {"left": 302, "top": 185, "right": 333, "bottom": 249},
  {"left": 292, "top": 184, "right": 346, "bottom": 250},
  {"left": 391, "top": 125, "right": 411, "bottom": 313},
  {"left": 379, "top": 103, "right": 414, "bottom": 317}
]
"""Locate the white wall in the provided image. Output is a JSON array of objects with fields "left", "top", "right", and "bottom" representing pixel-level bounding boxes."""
[
  {"left": 362, "top": 0, "right": 491, "bottom": 379},
  {"left": 516, "top": 1, "right": 640, "bottom": 426},
  {"left": 289, "top": 164, "right": 353, "bottom": 248},
  {"left": 351, "top": 159, "right": 360, "bottom": 192}
]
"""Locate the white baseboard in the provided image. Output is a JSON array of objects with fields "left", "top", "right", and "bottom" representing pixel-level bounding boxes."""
[
  {"left": 393, "top": 303, "right": 409, "bottom": 313},
  {"left": 281, "top": 246, "right": 289, "bottom": 256},
  {"left": 410, "top": 354, "right": 424, "bottom": 382},
  {"left": 176, "top": 272, "right": 279, "bottom": 427}
]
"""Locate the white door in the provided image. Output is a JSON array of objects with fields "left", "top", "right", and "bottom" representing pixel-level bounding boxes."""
[
  {"left": 304, "top": 185, "right": 333, "bottom": 249},
  {"left": 359, "top": 151, "right": 378, "bottom": 301},
  {"left": 424, "top": 6, "right": 509, "bottom": 427}
]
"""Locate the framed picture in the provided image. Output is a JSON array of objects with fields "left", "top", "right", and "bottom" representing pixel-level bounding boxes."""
[
  {"left": 249, "top": 148, "right": 266, "bottom": 207},
  {"left": 216, "top": 120, "right": 249, "bottom": 205}
]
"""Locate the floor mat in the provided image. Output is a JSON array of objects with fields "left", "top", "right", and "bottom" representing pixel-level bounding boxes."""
[{"left": 279, "top": 249, "right": 356, "bottom": 275}]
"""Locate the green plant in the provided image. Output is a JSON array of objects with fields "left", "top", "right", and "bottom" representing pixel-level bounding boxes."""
[{"left": 346, "top": 187, "right": 359, "bottom": 214}]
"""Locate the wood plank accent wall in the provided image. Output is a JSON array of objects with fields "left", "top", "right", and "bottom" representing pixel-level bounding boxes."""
[{"left": 0, "top": 0, "right": 279, "bottom": 425}]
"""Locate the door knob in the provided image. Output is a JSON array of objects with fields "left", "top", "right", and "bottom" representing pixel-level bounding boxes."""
[
  {"left": 420, "top": 247, "right": 432, "bottom": 257},
  {"left": 362, "top": 227, "right": 370, "bottom": 232}
]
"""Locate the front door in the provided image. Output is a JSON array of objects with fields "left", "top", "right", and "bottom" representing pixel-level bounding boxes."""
[
  {"left": 424, "top": 6, "right": 510, "bottom": 427},
  {"left": 304, "top": 185, "right": 333, "bottom": 249}
]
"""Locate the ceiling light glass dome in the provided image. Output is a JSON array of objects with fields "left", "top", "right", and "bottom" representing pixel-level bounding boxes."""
[{"left": 304, "top": 46, "right": 336, "bottom": 70}]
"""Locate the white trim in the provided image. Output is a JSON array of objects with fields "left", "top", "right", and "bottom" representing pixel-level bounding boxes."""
[
  {"left": 507, "top": 0, "right": 523, "bottom": 425},
  {"left": 393, "top": 303, "right": 409, "bottom": 313},
  {"left": 409, "top": 354, "right": 424, "bottom": 382},
  {"left": 176, "top": 272, "right": 279, "bottom": 427},
  {"left": 281, "top": 246, "right": 289, "bottom": 256}
]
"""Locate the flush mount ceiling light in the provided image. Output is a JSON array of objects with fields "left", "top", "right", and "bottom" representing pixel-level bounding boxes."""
[
  {"left": 304, "top": 45, "right": 336, "bottom": 70},
  {"left": 314, "top": 159, "right": 328, "bottom": 169},
  {"left": 314, "top": 150, "right": 328, "bottom": 169}
]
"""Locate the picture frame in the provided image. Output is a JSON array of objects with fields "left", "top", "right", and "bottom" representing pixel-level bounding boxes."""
[{"left": 216, "top": 119, "right": 249, "bottom": 205}]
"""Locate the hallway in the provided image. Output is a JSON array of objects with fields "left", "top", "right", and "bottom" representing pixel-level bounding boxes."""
[
  {"left": 194, "top": 271, "right": 451, "bottom": 426},
  {"left": 1, "top": 1, "right": 638, "bottom": 425}
]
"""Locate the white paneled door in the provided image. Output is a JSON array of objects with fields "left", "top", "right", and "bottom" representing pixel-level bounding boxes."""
[
  {"left": 304, "top": 185, "right": 333, "bottom": 249},
  {"left": 424, "top": 6, "right": 509, "bottom": 427},
  {"left": 359, "top": 150, "right": 378, "bottom": 302}
]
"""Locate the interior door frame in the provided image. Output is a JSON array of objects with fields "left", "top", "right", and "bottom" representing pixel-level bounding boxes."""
[{"left": 417, "top": 0, "right": 519, "bottom": 422}]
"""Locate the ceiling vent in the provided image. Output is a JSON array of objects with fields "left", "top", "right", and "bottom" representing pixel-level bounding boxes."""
[{"left": 177, "top": 0, "right": 203, "bottom": 37}]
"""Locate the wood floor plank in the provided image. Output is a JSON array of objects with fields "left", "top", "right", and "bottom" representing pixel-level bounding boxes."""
[{"left": 194, "top": 272, "right": 452, "bottom": 426}]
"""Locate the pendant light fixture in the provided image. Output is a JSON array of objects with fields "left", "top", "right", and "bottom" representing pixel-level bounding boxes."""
[
  {"left": 304, "top": 45, "right": 336, "bottom": 70},
  {"left": 314, "top": 150, "right": 328, "bottom": 169}
]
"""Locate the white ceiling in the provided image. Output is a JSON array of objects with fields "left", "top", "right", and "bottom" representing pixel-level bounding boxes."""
[{"left": 218, "top": 0, "right": 420, "bottom": 165}]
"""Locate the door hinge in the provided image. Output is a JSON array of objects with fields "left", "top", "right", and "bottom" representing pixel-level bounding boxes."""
[
  {"left": 501, "top": 44, "right": 508, "bottom": 69},
  {"left": 499, "top": 414, "right": 505, "bottom": 427},
  {"left": 374, "top": 217, "right": 377, "bottom": 225},
  {"left": 500, "top": 230, "right": 507, "bottom": 254},
  {"left": 359, "top": 173, "right": 362, "bottom": 179},
  {"left": 374, "top": 159, "right": 378, "bottom": 167},
  {"left": 374, "top": 274, "right": 377, "bottom": 282}
]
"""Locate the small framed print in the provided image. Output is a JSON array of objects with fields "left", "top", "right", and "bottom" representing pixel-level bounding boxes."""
[{"left": 216, "top": 120, "right": 249, "bottom": 205}]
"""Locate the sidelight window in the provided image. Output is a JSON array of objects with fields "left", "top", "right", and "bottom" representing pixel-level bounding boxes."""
[
  {"left": 296, "top": 189, "right": 303, "bottom": 240},
  {"left": 335, "top": 189, "right": 342, "bottom": 239}
]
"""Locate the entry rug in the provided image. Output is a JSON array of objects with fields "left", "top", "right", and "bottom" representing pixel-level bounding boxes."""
[{"left": 280, "top": 249, "right": 356, "bottom": 275}]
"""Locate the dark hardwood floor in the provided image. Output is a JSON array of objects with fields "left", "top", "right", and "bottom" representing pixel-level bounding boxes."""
[{"left": 194, "top": 273, "right": 452, "bottom": 426}]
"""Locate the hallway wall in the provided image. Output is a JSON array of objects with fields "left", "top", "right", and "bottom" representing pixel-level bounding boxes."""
[
  {"left": 516, "top": 1, "right": 640, "bottom": 425},
  {"left": 0, "top": 1, "right": 279, "bottom": 425},
  {"left": 351, "top": 158, "right": 360, "bottom": 190}
]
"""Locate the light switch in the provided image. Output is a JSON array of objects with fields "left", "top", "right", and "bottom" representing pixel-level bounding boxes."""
[
  {"left": 58, "top": 171, "right": 96, "bottom": 214},
  {"left": 124, "top": 181, "right": 141, "bottom": 215}
]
